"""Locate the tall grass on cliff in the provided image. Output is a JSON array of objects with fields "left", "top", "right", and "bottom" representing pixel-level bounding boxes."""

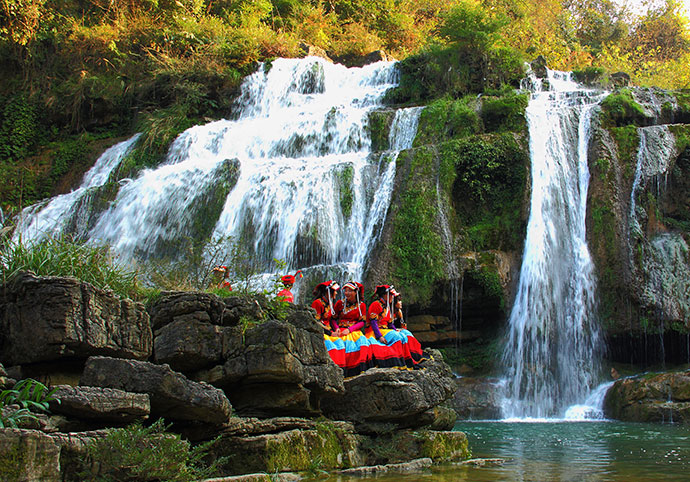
[{"left": 0, "top": 236, "right": 140, "bottom": 299}]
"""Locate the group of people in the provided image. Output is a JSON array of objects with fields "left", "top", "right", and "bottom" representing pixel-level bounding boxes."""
[
  {"left": 212, "top": 268, "right": 425, "bottom": 377},
  {"left": 280, "top": 275, "right": 425, "bottom": 377}
]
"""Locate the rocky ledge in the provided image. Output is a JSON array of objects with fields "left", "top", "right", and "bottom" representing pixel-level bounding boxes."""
[
  {"left": 603, "top": 370, "right": 690, "bottom": 424},
  {"left": 0, "top": 272, "right": 469, "bottom": 481}
]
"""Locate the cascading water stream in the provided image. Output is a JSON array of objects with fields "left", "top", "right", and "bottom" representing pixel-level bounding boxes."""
[
  {"left": 13, "top": 134, "right": 141, "bottom": 243},
  {"left": 501, "top": 70, "right": 608, "bottom": 419},
  {"left": 12, "top": 58, "right": 422, "bottom": 293}
]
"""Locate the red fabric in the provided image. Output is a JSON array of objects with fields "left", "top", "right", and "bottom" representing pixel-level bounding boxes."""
[
  {"left": 311, "top": 298, "right": 333, "bottom": 330},
  {"left": 367, "top": 300, "right": 392, "bottom": 327},
  {"left": 333, "top": 299, "right": 366, "bottom": 332},
  {"left": 277, "top": 288, "right": 294, "bottom": 303},
  {"left": 219, "top": 280, "right": 232, "bottom": 291}
]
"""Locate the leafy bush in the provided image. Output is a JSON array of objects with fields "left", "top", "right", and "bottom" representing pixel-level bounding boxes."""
[
  {"left": 0, "top": 237, "right": 140, "bottom": 299},
  {"left": 78, "top": 419, "right": 224, "bottom": 482},
  {"left": 0, "top": 378, "right": 60, "bottom": 429}
]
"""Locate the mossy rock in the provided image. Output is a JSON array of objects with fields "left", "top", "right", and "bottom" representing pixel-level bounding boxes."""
[
  {"left": 480, "top": 92, "right": 528, "bottom": 133},
  {"left": 600, "top": 89, "right": 650, "bottom": 128},
  {"left": 214, "top": 425, "right": 364, "bottom": 475},
  {"left": 572, "top": 66, "right": 608, "bottom": 87},
  {"left": 369, "top": 110, "right": 395, "bottom": 152}
]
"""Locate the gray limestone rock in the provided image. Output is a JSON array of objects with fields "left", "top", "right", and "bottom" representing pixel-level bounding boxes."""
[
  {"left": 0, "top": 271, "right": 151, "bottom": 366},
  {"left": 80, "top": 356, "right": 231, "bottom": 424},
  {"left": 49, "top": 385, "right": 150, "bottom": 422}
]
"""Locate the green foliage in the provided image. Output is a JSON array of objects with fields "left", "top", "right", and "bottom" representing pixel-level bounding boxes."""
[
  {"left": 572, "top": 66, "right": 608, "bottom": 86},
  {"left": 338, "top": 164, "right": 354, "bottom": 219},
  {"left": 443, "top": 133, "right": 527, "bottom": 251},
  {"left": 117, "top": 105, "right": 197, "bottom": 178},
  {"left": 600, "top": 88, "right": 649, "bottom": 128},
  {"left": 49, "top": 136, "right": 90, "bottom": 183},
  {"left": 0, "top": 378, "right": 59, "bottom": 429},
  {"left": 439, "top": 0, "right": 508, "bottom": 51},
  {"left": 0, "top": 237, "right": 140, "bottom": 299},
  {"left": 79, "top": 419, "right": 224, "bottom": 482},
  {"left": 480, "top": 91, "right": 528, "bottom": 132},
  {"left": 0, "top": 93, "right": 39, "bottom": 162},
  {"left": 469, "top": 265, "right": 504, "bottom": 310}
]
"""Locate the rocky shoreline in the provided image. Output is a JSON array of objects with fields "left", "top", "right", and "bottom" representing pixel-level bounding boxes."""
[{"left": 0, "top": 271, "right": 468, "bottom": 480}]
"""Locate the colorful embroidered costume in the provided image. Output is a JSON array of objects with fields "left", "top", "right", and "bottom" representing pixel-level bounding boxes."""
[
  {"left": 323, "top": 281, "right": 373, "bottom": 377},
  {"left": 366, "top": 285, "right": 424, "bottom": 368}
]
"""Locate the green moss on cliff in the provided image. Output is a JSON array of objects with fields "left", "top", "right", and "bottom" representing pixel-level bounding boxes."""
[
  {"left": 390, "top": 147, "right": 445, "bottom": 306},
  {"left": 442, "top": 133, "right": 527, "bottom": 251},
  {"left": 480, "top": 92, "right": 528, "bottom": 133},
  {"left": 369, "top": 110, "right": 395, "bottom": 152},
  {"left": 0, "top": 443, "right": 25, "bottom": 480},
  {"left": 600, "top": 89, "right": 649, "bottom": 128},
  {"left": 609, "top": 125, "right": 640, "bottom": 177},
  {"left": 338, "top": 164, "right": 355, "bottom": 219}
]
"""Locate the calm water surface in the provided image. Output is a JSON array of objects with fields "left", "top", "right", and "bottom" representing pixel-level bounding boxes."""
[{"left": 319, "top": 421, "right": 690, "bottom": 482}]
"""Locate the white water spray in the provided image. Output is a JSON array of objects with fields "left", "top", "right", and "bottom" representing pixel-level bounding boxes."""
[
  {"left": 13, "top": 58, "right": 421, "bottom": 287},
  {"left": 501, "top": 70, "right": 608, "bottom": 418},
  {"left": 14, "top": 134, "right": 140, "bottom": 243}
]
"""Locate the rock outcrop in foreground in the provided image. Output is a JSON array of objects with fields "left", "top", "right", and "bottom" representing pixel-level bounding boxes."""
[{"left": 0, "top": 272, "right": 467, "bottom": 481}]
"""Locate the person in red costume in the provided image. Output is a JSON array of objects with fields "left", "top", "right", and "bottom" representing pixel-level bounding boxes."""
[
  {"left": 367, "top": 285, "right": 425, "bottom": 368},
  {"left": 212, "top": 266, "right": 232, "bottom": 292},
  {"left": 277, "top": 270, "right": 302, "bottom": 303},
  {"left": 311, "top": 280, "right": 339, "bottom": 335},
  {"left": 324, "top": 281, "right": 373, "bottom": 377}
]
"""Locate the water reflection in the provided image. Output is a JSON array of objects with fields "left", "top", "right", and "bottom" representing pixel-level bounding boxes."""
[{"left": 315, "top": 421, "right": 690, "bottom": 482}]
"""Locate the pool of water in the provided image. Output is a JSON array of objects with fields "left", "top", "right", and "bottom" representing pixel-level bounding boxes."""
[{"left": 318, "top": 421, "right": 690, "bottom": 481}]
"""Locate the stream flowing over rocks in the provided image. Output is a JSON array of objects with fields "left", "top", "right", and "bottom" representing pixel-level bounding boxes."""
[{"left": 0, "top": 272, "right": 467, "bottom": 480}]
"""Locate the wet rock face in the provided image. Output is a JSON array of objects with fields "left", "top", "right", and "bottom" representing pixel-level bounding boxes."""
[
  {"left": 80, "top": 356, "right": 232, "bottom": 425},
  {"left": 0, "top": 271, "right": 151, "bottom": 366},
  {"left": 603, "top": 370, "right": 690, "bottom": 424},
  {"left": 588, "top": 89, "right": 690, "bottom": 345},
  {"left": 452, "top": 377, "right": 503, "bottom": 420}
]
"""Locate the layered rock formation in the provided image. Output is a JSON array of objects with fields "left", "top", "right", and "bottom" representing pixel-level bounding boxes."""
[{"left": 0, "top": 273, "right": 466, "bottom": 481}]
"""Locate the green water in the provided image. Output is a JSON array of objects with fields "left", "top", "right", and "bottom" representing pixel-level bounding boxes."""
[{"left": 321, "top": 421, "right": 690, "bottom": 481}]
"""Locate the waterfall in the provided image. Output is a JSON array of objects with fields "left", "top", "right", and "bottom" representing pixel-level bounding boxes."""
[
  {"left": 12, "top": 58, "right": 422, "bottom": 291},
  {"left": 501, "top": 70, "right": 608, "bottom": 418},
  {"left": 629, "top": 126, "right": 676, "bottom": 239},
  {"left": 13, "top": 134, "right": 141, "bottom": 243},
  {"left": 629, "top": 126, "right": 690, "bottom": 340}
]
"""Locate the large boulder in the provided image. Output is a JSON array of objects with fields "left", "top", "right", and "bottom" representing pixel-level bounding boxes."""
[
  {"left": 0, "top": 271, "right": 151, "bottom": 366},
  {"left": 49, "top": 385, "right": 150, "bottom": 423},
  {"left": 194, "top": 307, "right": 344, "bottom": 417},
  {"left": 0, "top": 428, "right": 61, "bottom": 481},
  {"left": 209, "top": 421, "right": 364, "bottom": 476},
  {"left": 321, "top": 352, "right": 456, "bottom": 432},
  {"left": 154, "top": 319, "right": 226, "bottom": 371},
  {"left": 80, "top": 356, "right": 232, "bottom": 425},
  {"left": 603, "top": 370, "right": 690, "bottom": 423},
  {"left": 148, "top": 291, "right": 225, "bottom": 330}
]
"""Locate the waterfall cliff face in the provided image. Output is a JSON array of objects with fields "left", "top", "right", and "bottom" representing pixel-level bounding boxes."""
[
  {"left": 501, "top": 71, "right": 607, "bottom": 418},
  {"left": 14, "top": 135, "right": 141, "bottom": 242},
  {"left": 13, "top": 58, "right": 421, "bottom": 293}
]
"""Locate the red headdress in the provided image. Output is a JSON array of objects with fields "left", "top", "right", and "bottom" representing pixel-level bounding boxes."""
[{"left": 281, "top": 270, "right": 303, "bottom": 286}]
